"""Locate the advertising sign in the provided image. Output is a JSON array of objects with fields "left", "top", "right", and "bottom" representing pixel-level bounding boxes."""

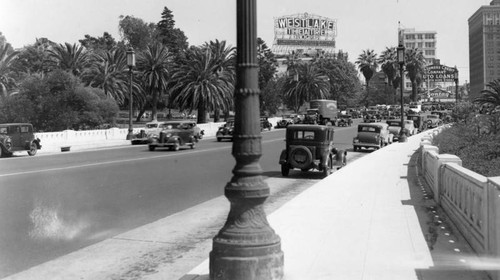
[
  {"left": 273, "top": 13, "right": 336, "bottom": 47},
  {"left": 424, "top": 65, "right": 457, "bottom": 82}
]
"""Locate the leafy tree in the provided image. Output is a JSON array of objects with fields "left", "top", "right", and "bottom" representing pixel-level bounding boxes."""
[
  {"left": 155, "top": 7, "right": 188, "bottom": 55},
  {"left": 474, "top": 79, "right": 500, "bottom": 112},
  {"left": 136, "top": 43, "right": 172, "bottom": 121},
  {"left": 282, "top": 63, "right": 330, "bottom": 113},
  {"left": 260, "top": 77, "right": 284, "bottom": 115},
  {"left": 47, "top": 42, "right": 89, "bottom": 76},
  {"left": 257, "top": 37, "right": 277, "bottom": 115},
  {"left": 79, "top": 32, "right": 117, "bottom": 52},
  {"left": 169, "top": 42, "right": 235, "bottom": 123},
  {"left": 356, "top": 49, "right": 378, "bottom": 106},
  {"left": 405, "top": 47, "right": 426, "bottom": 101},
  {"left": 9, "top": 38, "right": 54, "bottom": 78},
  {"left": 0, "top": 41, "right": 19, "bottom": 98},
  {"left": 118, "top": 15, "right": 156, "bottom": 51},
  {"left": 378, "top": 47, "right": 398, "bottom": 104}
]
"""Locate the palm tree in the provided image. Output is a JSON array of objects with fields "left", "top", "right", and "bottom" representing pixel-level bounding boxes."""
[
  {"left": 47, "top": 42, "right": 89, "bottom": 76},
  {"left": 137, "top": 43, "right": 172, "bottom": 121},
  {"left": 82, "top": 48, "right": 133, "bottom": 105},
  {"left": 169, "top": 42, "right": 235, "bottom": 124},
  {"left": 405, "top": 48, "right": 426, "bottom": 102},
  {"left": 356, "top": 49, "right": 378, "bottom": 106},
  {"left": 0, "top": 42, "right": 19, "bottom": 98},
  {"left": 282, "top": 63, "right": 330, "bottom": 113},
  {"left": 474, "top": 79, "right": 500, "bottom": 113},
  {"left": 378, "top": 47, "right": 398, "bottom": 104}
]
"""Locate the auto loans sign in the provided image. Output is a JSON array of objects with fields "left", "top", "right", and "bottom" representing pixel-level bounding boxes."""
[
  {"left": 274, "top": 13, "right": 336, "bottom": 46},
  {"left": 423, "top": 65, "right": 457, "bottom": 82}
]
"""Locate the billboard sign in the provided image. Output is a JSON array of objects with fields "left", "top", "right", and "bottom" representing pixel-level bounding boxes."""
[
  {"left": 423, "top": 64, "right": 457, "bottom": 82},
  {"left": 273, "top": 13, "right": 336, "bottom": 47}
]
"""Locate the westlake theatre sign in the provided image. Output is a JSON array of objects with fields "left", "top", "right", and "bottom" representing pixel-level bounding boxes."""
[
  {"left": 271, "top": 13, "right": 337, "bottom": 55},
  {"left": 424, "top": 64, "right": 457, "bottom": 82}
]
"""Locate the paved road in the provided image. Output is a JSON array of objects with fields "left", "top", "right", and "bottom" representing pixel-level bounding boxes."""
[{"left": 0, "top": 122, "right": 362, "bottom": 278}]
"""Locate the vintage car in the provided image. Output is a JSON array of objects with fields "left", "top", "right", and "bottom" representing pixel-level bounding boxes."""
[
  {"left": 131, "top": 121, "right": 166, "bottom": 145},
  {"left": 276, "top": 115, "right": 295, "bottom": 128},
  {"left": 386, "top": 119, "right": 418, "bottom": 142},
  {"left": 216, "top": 118, "right": 235, "bottom": 142},
  {"left": 337, "top": 114, "right": 352, "bottom": 127},
  {"left": 352, "top": 122, "right": 393, "bottom": 151},
  {"left": 406, "top": 114, "right": 429, "bottom": 132},
  {"left": 0, "top": 123, "right": 42, "bottom": 157},
  {"left": 260, "top": 117, "right": 272, "bottom": 131},
  {"left": 279, "top": 125, "right": 346, "bottom": 178},
  {"left": 425, "top": 114, "right": 443, "bottom": 129},
  {"left": 147, "top": 121, "right": 199, "bottom": 151}
]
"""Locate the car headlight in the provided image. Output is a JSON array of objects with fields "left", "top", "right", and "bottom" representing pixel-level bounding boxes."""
[
  {"left": 165, "top": 133, "right": 172, "bottom": 138},
  {"left": 353, "top": 138, "right": 359, "bottom": 143}
]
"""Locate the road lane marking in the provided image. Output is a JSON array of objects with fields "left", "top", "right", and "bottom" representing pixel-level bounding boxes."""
[{"left": 0, "top": 138, "right": 285, "bottom": 178}]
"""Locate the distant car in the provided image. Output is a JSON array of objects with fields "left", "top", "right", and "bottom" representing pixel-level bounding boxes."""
[
  {"left": 406, "top": 114, "right": 429, "bottom": 132},
  {"left": 337, "top": 114, "right": 352, "bottom": 127},
  {"left": 131, "top": 121, "right": 167, "bottom": 145},
  {"left": 147, "top": 121, "right": 199, "bottom": 151},
  {"left": 0, "top": 123, "right": 41, "bottom": 157},
  {"left": 353, "top": 122, "right": 393, "bottom": 151},
  {"left": 425, "top": 114, "right": 443, "bottom": 129},
  {"left": 276, "top": 115, "right": 294, "bottom": 128},
  {"left": 279, "top": 124, "right": 346, "bottom": 178},
  {"left": 216, "top": 118, "right": 235, "bottom": 142},
  {"left": 386, "top": 119, "right": 417, "bottom": 142},
  {"left": 260, "top": 117, "right": 272, "bottom": 131}
]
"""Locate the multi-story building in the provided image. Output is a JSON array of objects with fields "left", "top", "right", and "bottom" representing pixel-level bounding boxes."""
[{"left": 468, "top": 0, "right": 500, "bottom": 99}]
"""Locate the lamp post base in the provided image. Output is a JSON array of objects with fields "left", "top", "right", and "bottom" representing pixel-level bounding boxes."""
[
  {"left": 399, "top": 132, "right": 408, "bottom": 143},
  {"left": 126, "top": 129, "right": 134, "bottom": 140}
]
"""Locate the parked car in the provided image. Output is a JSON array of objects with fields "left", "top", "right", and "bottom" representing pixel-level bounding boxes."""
[
  {"left": 352, "top": 122, "right": 393, "bottom": 151},
  {"left": 406, "top": 114, "right": 429, "bottom": 132},
  {"left": 0, "top": 123, "right": 41, "bottom": 157},
  {"left": 216, "top": 118, "right": 235, "bottom": 142},
  {"left": 276, "top": 115, "right": 294, "bottom": 128},
  {"left": 386, "top": 119, "right": 417, "bottom": 142},
  {"left": 279, "top": 124, "right": 346, "bottom": 178},
  {"left": 337, "top": 114, "right": 352, "bottom": 127},
  {"left": 131, "top": 121, "right": 167, "bottom": 145},
  {"left": 260, "top": 117, "right": 272, "bottom": 131},
  {"left": 424, "top": 114, "right": 443, "bottom": 129},
  {"left": 147, "top": 121, "right": 199, "bottom": 151},
  {"left": 183, "top": 120, "right": 204, "bottom": 140}
]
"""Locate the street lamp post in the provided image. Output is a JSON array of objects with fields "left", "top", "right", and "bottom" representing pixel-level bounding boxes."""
[
  {"left": 126, "top": 47, "right": 135, "bottom": 140},
  {"left": 209, "top": 0, "right": 284, "bottom": 279},
  {"left": 454, "top": 66, "right": 459, "bottom": 107},
  {"left": 397, "top": 44, "right": 407, "bottom": 142}
]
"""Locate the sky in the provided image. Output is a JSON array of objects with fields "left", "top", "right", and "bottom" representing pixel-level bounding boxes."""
[{"left": 0, "top": 0, "right": 493, "bottom": 83}]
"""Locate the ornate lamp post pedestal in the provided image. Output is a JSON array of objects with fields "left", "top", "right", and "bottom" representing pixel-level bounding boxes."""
[{"left": 209, "top": 1, "right": 284, "bottom": 279}]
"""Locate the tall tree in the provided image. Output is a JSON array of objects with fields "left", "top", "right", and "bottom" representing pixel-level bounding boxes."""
[
  {"left": 282, "top": 63, "right": 330, "bottom": 113},
  {"left": 47, "top": 42, "right": 89, "bottom": 76},
  {"left": 169, "top": 42, "right": 235, "bottom": 123},
  {"left": 137, "top": 43, "right": 172, "bottom": 121},
  {"left": 356, "top": 49, "right": 378, "bottom": 106},
  {"left": 155, "top": 7, "right": 188, "bottom": 55},
  {"left": 474, "top": 79, "right": 500, "bottom": 112},
  {"left": 9, "top": 38, "right": 54, "bottom": 78},
  {"left": 378, "top": 47, "right": 398, "bottom": 104},
  {"left": 79, "top": 32, "right": 117, "bottom": 52},
  {"left": 118, "top": 15, "right": 156, "bottom": 51},
  {"left": 405, "top": 47, "right": 426, "bottom": 101},
  {"left": 0, "top": 41, "right": 19, "bottom": 98}
]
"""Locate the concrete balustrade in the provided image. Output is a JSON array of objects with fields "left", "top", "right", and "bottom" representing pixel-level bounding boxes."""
[{"left": 421, "top": 128, "right": 500, "bottom": 280}]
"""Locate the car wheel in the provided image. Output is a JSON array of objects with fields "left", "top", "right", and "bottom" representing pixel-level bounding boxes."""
[
  {"left": 172, "top": 140, "right": 180, "bottom": 151},
  {"left": 281, "top": 164, "right": 290, "bottom": 177},
  {"left": 217, "top": 137, "right": 222, "bottom": 142},
  {"left": 27, "top": 142, "right": 37, "bottom": 156},
  {"left": 190, "top": 143, "right": 195, "bottom": 149},
  {"left": 148, "top": 145, "right": 156, "bottom": 151},
  {"left": 322, "top": 156, "right": 333, "bottom": 177}
]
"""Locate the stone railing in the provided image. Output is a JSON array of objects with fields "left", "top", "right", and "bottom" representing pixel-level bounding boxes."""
[
  {"left": 34, "top": 117, "right": 281, "bottom": 153},
  {"left": 420, "top": 129, "right": 500, "bottom": 280}
]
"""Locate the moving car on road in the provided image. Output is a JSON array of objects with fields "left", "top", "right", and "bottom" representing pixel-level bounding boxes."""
[
  {"left": 131, "top": 121, "right": 167, "bottom": 145},
  {"left": 353, "top": 122, "right": 393, "bottom": 151},
  {"left": 279, "top": 124, "right": 346, "bottom": 178},
  {"left": 424, "top": 114, "right": 443, "bottom": 129},
  {"left": 0, "top": 123, "right": 41, "bottom": 157},
  {"left": 147, "top": 121, "right": 199, "bottom": 151},
  {"left": 216, "top": 118, "right": 235, "bottom": 142},
  {"left": 386, "top": 119, "right": 417, "bottom": 142}
]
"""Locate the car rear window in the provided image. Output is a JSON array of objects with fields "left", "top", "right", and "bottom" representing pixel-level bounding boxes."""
[
  {"left": 358, "top": 126, "right": 380, "bottom": 133},
  {"left": 292, "top": 131, "right": 315, "bottom": 140}
]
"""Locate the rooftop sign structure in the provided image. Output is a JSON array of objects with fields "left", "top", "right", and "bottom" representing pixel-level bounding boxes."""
[
  {"left": 424, "top": 64, "right": 457, "bottom": 82},
  {"left": 271, "top": 13, "right": 337, "bottom": 56}
]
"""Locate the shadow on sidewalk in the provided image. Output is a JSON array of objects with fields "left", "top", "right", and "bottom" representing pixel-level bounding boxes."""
[{"left": 402, "top": 149, "right": 491, "bottom": 280}]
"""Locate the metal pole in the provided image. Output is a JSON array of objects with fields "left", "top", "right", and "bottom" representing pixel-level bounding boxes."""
[
  {"left": 209, "top": 0, "right": 284, "bottom": 279},
  {"left": 399, "top": 63, "right": 407, "bottom": 142},
  {"left": 126, "top": 66, "right": 133, "bottom": 140}
]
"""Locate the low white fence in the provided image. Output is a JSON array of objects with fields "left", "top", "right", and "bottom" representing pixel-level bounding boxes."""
[
  {"left": 420, "top": 129, "right": 500, "bottom": 280},
  {"left": 34, "top": 117, "right": 281, "bottom": 153}
]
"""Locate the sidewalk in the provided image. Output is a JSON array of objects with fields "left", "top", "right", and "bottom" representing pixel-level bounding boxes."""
[{"left": 4, "top": 132, "right": 490, "bottom": 280}]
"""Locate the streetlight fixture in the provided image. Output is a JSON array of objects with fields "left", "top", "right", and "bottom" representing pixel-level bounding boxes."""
[
  {"left": 397, "top": 44, "right": 407, "bottom": 142},
  {"left": 126, "top": 47, "right": 135, "bottom": 140},
  {"left": 454, "top": 66, "right": 459, "bottom": 107},
  {"left": 209, "top": 0, "right": 284, "bottom": 279}
]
